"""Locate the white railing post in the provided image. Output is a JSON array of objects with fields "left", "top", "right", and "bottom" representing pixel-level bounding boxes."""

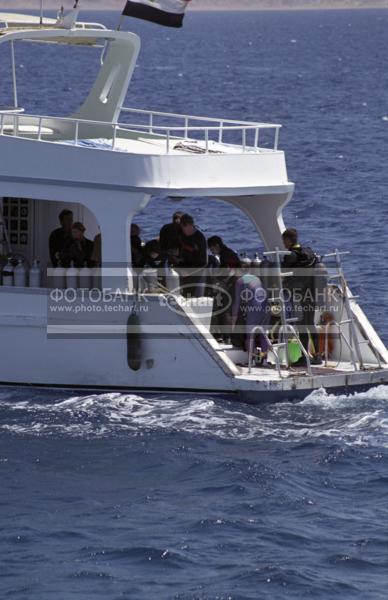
[
  {"left": 0, "top": 113, "right": 4, "bottom": 135},
  {"left": 184, "top": 116, "right": 188, "bottom": 138},
  {"left": 218, "top": 121, "right": 223, "bottom": 144},
  {"left": 242, "top": 128, "right": 246, "bottom": 153},
  {"left": 74, "top": 120, "right": 79, "bottom": 146},
  {"left": 37, "top": 117, "right": 42, "bottom": 141},
  {"left": 112, "top": 124, "right": 117, "bottom": 150},
  {"left": 149, "top": 113, "right": 153, "bottom": 134},
  {"left": 254, "top": 127, "right": 259, "bottom": 150},
  {"left": 205, "top": 128, "right": 209, "bottom": 153},
  {"left": 274, "top": 127, "right": 280, "bottom": 151},
  {"left": 10, "top": 41, "right": 18, "bottom": 109},
  {"left": 166, "top": 129, "right": 170, "bottom": 154}
]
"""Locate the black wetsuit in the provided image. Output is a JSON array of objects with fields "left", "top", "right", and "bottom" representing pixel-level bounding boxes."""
[
  {"left": 131, "top": 234, "right": 143, "bottom": 268},
  {"left": 180, "top": 229, "right": 207, "bottom": 268},
  {"left": 159, "top": 222, "right": 182, "bottom": 254},
  {"left": 59, "top": 238, "right": 94, "bottom": 268},
  {"left": 49, "top": 228, "right": 72, "bottom": 267},
  {"left": 282, "top": 244, "right": 319, "bottom": 354},
  {"left": 179, "top": 228, "right": 207, "bottom": 296},
  {"left": 211, "top": 245, "right": 241, "bottom": 342}
]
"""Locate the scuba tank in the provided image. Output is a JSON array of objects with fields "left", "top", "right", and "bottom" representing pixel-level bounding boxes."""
[
  {"left": 2, "top": 258, "right": 14, "bottom": 286},
  {"left": 14, "top": 258, "right": 27, "bottom": 287},
  {"left": 52, "top": 261, "right": 66, "bottom": 289},
  {"left": 66, "top": 261, "right": 79, "bottom": 290},
  {"left": 240, "top": 256, "right": 251, "bottom": 272},
  {"left": 91, "top": 266, "right": 101, "bottom": 290},
  {"left": 141, "top": 268, "right": 158, "bottom": 293},
  {"left": 251, "top": 252, "right": 262, "bottom": 277},
  {"left": 164, "top": 262, "right": 180, "bottom": 294},
  {"left": 29, "top": 260, "right": 42, "bottom": 288},
  {"left": 79, "top": 262, "right": 92, "bottom": 290}
]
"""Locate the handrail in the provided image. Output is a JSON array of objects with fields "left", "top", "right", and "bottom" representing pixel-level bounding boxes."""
[
  {"left": 278, "top": 324, "right": 312, "bottom": 375},
  {"left": 120, "top": 105, "right": 281, "bottom": 128},
  {"left": 248, "top": 325, "right": 283, "bottom": 377},
  {"left": 0, "top": 111, "right": 273, "bottom": 132},
  {"left": 323, "top": 320, "right": 358, "bottom": 370},
  {"left": 0, "top": 110, "right": 283, "bottom": 154}
]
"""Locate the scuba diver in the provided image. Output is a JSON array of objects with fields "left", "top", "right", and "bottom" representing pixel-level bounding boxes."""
[{"left": 282, "top": 228, "right": 323, "bottom": 366}]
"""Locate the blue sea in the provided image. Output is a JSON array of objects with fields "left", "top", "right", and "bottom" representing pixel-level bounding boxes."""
[{"left": 1, "top": 9, "right": 388, "bottom": 599}]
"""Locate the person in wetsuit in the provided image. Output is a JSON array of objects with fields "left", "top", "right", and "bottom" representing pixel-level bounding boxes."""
[
  {"left": 282, "top": 228, "right": 323, "bottom": 365},
  {"left": 231, "top": 259, "right": 270, "bottom": 360},
  {"left": 59, "top": 222, "right": 94, "bottom": 268},
  {"left": 159, "top": 211, "right": 183, "bottom": 250},
  {"left": 131, "top": 223, "right": 143, "bottom": 268},
  {"left": 159, "top": 211, "right": 184, "bottom": 265},
  {"left": 179, "top": 214, "right": 207, "bottom": 297},
  {"left": 140, "top": 239, "right": 162, "bottom": 269},
  {"left": 49, "top": 209, "right": 73, "bottom": 267},
  {"left": 208, "top": 236, "right": 241, "bottom": 343}
]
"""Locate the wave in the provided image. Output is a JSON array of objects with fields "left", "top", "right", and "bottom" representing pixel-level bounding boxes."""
[{"left": 0, "top": 385, "right": 387, "bottom": 448}]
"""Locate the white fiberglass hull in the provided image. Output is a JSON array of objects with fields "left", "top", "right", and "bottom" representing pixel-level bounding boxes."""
[{"left": 1, "top": 289, "right": 388, "bottom": 403}]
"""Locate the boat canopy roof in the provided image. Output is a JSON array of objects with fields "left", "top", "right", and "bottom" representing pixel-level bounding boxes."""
[{"left": 0, "top": 12, "right": 108, "bottom": 46}]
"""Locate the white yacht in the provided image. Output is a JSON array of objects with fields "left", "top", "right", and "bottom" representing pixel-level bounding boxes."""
[{"left": 0, "top": 9, "right": 387, "bottom": 402}]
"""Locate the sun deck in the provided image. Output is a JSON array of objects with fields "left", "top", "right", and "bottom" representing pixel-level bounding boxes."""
[
  {"left": 0, "top": 12, "right": 107, "bottom": 36},
  {"left": 0, "top": 108, "right": 282, "bottom": 157}
]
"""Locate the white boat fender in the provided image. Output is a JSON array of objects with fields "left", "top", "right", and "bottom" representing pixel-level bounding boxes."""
[
  {"left": 14, "top": 258, "right": 27, "bottom": 287},
  {"left": 127, "top": 310, "right": 142, "bottom": 371},
  {"left": 2, "top": 258, "right": 14, "bottom": 286},
  {"left": 29, "top": 259, "right": 42, "bottom": 288}
]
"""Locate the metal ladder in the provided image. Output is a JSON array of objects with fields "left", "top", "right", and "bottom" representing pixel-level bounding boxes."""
[
  {"left": 324, "top": 250, "right": 382, "bottom": 370},
  {"left": 247, "top": 247, "right": 313, "bottom": 376}
]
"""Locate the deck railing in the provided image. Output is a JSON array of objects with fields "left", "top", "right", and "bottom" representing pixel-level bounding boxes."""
[
  {"left": 119, "top": 106, "right": 282, "bottom": 152},
  {"left": 0, "top": 109, "right": 282, "bottom": 155}
]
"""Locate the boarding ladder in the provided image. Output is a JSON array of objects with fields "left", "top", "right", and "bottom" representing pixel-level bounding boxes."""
[
  {"left": 248, "top": 247, "right": 313, "bottom": 377},
  {"left": 247, "top": 247, "right": 383, "bottom": 375},
  {"left": 323, "top": 250, "right": 382, "bottom": 370}
]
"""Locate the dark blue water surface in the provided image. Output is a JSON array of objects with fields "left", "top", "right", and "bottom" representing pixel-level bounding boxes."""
[{"left": 1, "top": 9, "right": 388, "bottom": 599}]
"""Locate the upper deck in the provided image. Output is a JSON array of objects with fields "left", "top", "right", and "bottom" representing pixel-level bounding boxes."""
[
  {"left": 0, "top": 106, "right": 282, "bottom": 155},
  {"left": 0, "top": 19, "right": 291, "bottom": 196}
]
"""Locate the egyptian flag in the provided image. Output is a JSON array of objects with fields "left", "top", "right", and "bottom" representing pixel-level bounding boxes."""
[{"left": 122, "top": 0, "right": 191, "bottom": 28}]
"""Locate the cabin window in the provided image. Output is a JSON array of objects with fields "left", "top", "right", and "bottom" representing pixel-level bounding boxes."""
[{"left": 2, "top": 198, "right": 30, "bottom": 246}]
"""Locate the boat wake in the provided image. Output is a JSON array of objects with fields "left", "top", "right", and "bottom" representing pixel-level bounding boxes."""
[{"left": 0, "top": 385, "right": 387, "bottom": 447}]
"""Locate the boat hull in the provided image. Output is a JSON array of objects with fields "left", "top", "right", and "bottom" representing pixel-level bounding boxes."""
[
  {"left": 1, "top": 289, "right": 387, "bottom": 403},
  {"left": 0, "top": 377, "right": 387, "bottom": 405}
]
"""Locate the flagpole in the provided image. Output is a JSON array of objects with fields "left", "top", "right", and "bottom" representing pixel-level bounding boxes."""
[{"left": 39, "top": 1, "right": 44, "bottom": 26}]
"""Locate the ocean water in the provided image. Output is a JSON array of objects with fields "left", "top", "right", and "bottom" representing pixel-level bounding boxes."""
[{"left": 0, "top": 9, "right": 388, "bottom": 599}]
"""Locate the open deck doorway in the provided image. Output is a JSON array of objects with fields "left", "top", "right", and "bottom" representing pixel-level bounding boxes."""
[{"left": 0, "top": 196, "right": 100, "bottom": 287}]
